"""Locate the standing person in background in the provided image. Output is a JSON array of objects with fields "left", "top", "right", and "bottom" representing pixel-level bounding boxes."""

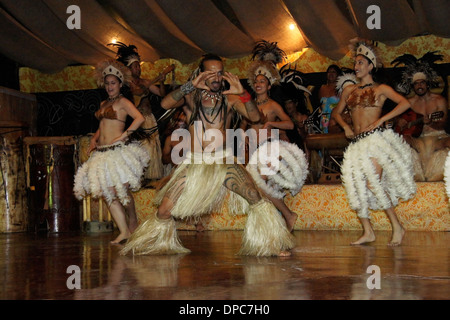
[
  {"left": 319, "top": 65, "right": 342, "bottom": 133},
  {"left": 109, "top": 42, "right": 169, "bottom": 184},
  {"left": 74, "top": 60, "right": 149, "bottom": 244}
]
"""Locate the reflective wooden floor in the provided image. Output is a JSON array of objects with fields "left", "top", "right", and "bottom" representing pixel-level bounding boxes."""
[{"left": 0, "top": 229, "right": 448, "bottom": 301}]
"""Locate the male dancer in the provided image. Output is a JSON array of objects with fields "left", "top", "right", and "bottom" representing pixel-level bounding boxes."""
[{"left": 121, "top": 54, "right": 295, "bottom": 257}]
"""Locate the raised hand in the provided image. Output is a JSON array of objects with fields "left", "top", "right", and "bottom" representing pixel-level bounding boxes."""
[
  {"left": 222, "top": 72, "right": 244, "bottom": 95},
  {"left": 192, "top": 71, "right": 217, "bottom": 91}
]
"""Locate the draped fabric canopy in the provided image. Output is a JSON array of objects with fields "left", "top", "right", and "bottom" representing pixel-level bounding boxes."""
[{"left": 0, "top": 0, "right": 448, "bottom": 74}]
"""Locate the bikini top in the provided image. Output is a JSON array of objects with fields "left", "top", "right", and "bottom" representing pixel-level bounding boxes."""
[
  {"left": 346, "top": 87, "right": 379, "bottom": 111},
  {"left": 94, "top": 105, "right": 125, "bottom": 123}
]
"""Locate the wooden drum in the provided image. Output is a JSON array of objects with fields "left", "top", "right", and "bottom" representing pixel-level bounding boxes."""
[
  {"left": 305, "top": 132, "right": 350, "bottom": 184},
  {"left": 24, "top": 136, "right": 80, "bottom": 233},
  {"left": 0, "top": 121, "right": 29, "bottom": 232}
]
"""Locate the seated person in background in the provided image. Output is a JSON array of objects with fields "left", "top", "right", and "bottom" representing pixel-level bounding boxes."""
[
  {"left": 393, "top": 52, "right": 449, "bottom": 181},
  {"left": 284, "top": 97, "right": 309, "bottom": 149},
  {"left": 161, "top": 109, "right": 188, "bottom": 174}
]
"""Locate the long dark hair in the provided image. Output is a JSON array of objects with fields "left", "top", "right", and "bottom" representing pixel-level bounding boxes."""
[{"left": 188, "top": 54, "right": 229, "bottom": 131}]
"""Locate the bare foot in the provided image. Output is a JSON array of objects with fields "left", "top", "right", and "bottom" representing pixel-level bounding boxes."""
[
  {"left": 278, "top": 250, "right": 292, "bottom": 257},
  {"left": 111, "top": 232, "right": 130, "bottom": 245},
  {"left": 285, "top": 212, "right": 298, "bottom": 233},
  {"left": 388, "top": 228, "right": 405, "bottom": 246},
  {"left": 351, "top": 232, "right": 376, "bottom": 245},
  {"left": 195, "top": 222, "right": 205, "bottom": 232}
]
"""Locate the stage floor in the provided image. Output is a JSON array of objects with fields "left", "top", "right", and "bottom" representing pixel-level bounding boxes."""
[{"left": 1, "top": 229, "right": 448, "bottom": 301}]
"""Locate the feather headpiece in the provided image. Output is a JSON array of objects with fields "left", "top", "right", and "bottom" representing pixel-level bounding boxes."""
[
  {"left": 94, "top": 59, "right": 132, "bottom": 87},
  {"left": 336, "top": 73, "right": 359, "bottom": 96},
  {"left": 251, "top": 40, "right": 286, "bottom": 64},
  {"left": 279, "top": 64, "right": 311, "bottom": 95},
  {"left": 391, "top": 51, "right": 443, "bottom": 94},
  {"left": 247, "top": 40, "right": 285, "bottom": 91},
  {"left": 108, "top": 42, "right": 141, "bottom": 67}
]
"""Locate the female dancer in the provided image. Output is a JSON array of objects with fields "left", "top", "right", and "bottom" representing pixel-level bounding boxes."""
[
  {"left": 331, "top": 42, "right": 416, "bottom": 246},
  {"left": 74, "top": 60, "right": 149, "bottom": 244}
]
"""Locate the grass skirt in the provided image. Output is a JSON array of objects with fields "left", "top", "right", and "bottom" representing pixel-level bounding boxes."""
[
  {"left": 141, "top": 113, "right": 164, "bottom": 180},
  {"left": 238, "top": 199, "right": 295, "bottom": 256},
  {"left": 120, "top": 212, "right": 190, "bottom": 255},
  {"left": 154, "top": 152, "right": 249, "bottom": 220},
  {"left": 73, "top": 141, "right": 149, "bottom": 206},
  {"left": 121, "top": 152, "right": 296, "bottom": 256},
  {"left": 341, "top": 129, "right": 416, "bottom": 218}
]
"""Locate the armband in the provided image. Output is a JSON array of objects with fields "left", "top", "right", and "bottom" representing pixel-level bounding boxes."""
[
  {"left": 180, "top": 80, "right": 195, "bottom": 95},
  {"left": 239, "top": 90, "right": 252, "bottom": 103}
]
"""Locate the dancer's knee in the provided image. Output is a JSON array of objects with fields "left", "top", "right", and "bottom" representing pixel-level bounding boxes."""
[{"left": 157, "top": 197, "right": 173, "bottom": 220}]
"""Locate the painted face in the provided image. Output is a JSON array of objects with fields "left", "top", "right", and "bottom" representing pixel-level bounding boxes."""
[
  {"left": 104, "top": 74, "right": 122, "bottom": 97},
  {"left": 354, "top": 55, "right": 373, "bottom": 79},
  {"left": 202, "top": 60, "right": 224, "bottom": 93},
  {"left": 412, "top": 79, "right": 428, "bottom": 96},
  {"left": 129, "top": 61, "right": 141, "bottom": 78},
  {"left": 253, "top": 74, "right": 270, "bottom": 94}
]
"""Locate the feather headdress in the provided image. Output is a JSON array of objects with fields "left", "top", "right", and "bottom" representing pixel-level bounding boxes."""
[
  {"left": 94, "top": 59, "right": 132, "bottom": 87},
  {"left": 336, "top": 73, "right": 359, "bottom": 96},
  {"left": 391, "top": 51, "right": 443, "bottom": 94},
  {"left": 108, "top": 42, "right": 141, "bottom": 67},
  {"left": 247, "top": 40, "right": 285, "bottom": 91},
  {"left": 279, "top": 64, "right": 311, "bottom": 95},
  {"left": 251, "top": 40, "right": 286, "bottom": 64}
]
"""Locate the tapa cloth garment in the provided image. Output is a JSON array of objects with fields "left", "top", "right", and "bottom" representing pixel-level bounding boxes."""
[{"left": 341, "top": 128, "right": 416, "bottom": 218}]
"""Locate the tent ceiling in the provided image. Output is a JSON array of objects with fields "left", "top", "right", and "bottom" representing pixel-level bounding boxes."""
[{"left": 0, "top": 0, "right": 448, "bottom": 74}]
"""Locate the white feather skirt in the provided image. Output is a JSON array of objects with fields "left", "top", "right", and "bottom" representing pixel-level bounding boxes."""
[
  {"left": 341, "top": 129, "right": 416, "bottom": 218},
  {"left": 73, "top": 141, "right": 150, "bottom": 206},
  {"left": 246, "top": 139, "right": 309, "bottom": 199},
  {"left": 444, "top": 150, "right": 450, "bottom": 200}
]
